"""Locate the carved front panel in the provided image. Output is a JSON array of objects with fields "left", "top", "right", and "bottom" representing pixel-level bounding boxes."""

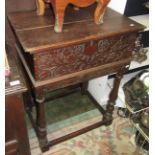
[{"left": 33, "top": 33, "right": 137, "bottom": 81}]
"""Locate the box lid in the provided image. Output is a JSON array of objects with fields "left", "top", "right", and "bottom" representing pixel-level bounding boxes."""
[{"left": 8, "top": 5, "right": 145, "bottom": 53}]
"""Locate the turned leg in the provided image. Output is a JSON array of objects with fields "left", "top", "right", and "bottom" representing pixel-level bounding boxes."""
[
  {"left": 81, "top": 82, "right": 88, "bottom": 95},
  {"left": 94, "top": 0, "right": 110, "bottom": 24},
  {"left": 105, "top": 66, "right": 129, "bottom": 125},
  {"left": 36, "top": 0, "right": 45, "bottom": 16},
  {"left": 51, "top": 2, "right": 67, "bottom": 32},
  {"left": 35, "top": 89, "right": 49, "bottom": 152}
]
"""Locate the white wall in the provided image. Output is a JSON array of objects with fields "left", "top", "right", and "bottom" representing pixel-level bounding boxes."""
[
  {"left": 108, "top": 0, "right": 127, "bottom": 14},
  {"left": 88, "top": 76, "right": 109, "bottom": 105}
]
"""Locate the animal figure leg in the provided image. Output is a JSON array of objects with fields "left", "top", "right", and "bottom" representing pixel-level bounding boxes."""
[
  {"left": 51, "top": 2, "right": 67, "bottom": 32},
  {"left": 94, "top": 0, "right": 110, "bottom": 24},
  {"left": 36, "top": 0, "right": 45, "bottom": 16}
]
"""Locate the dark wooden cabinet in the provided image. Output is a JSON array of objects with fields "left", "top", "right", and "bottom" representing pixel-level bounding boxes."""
[{"left": 5, "top": 49, "right": 31, "bottom": 155}]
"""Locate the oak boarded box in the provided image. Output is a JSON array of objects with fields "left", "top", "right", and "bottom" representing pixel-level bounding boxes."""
[{"left": 8, "top": 5, "right": 144, "bottom": 82}]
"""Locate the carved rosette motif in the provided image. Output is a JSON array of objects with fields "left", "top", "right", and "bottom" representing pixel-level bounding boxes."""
[{"left": 33, "top": 34, "right": 137, "bottom": 81}]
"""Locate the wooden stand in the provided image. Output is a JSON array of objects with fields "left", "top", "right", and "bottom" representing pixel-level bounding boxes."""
[{"left": 8, "top": 6, "right": 144, "bottom": 152}]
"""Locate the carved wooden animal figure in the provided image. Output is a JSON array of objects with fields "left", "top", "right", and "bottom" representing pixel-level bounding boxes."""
[{"left": 36, "top": 0, "right": 110, "bottom": 32}]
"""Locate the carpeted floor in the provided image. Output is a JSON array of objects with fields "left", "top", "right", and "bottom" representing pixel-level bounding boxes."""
[
  {"left": 29, "top": 110, "right": 148, "bottom": 155},
  {"left": 26, "top": 89, "right": 148, "bottom": 155}
]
